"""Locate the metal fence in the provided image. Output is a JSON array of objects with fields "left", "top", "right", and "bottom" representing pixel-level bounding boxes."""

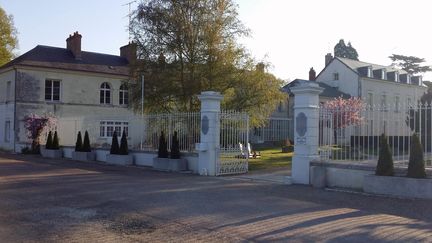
[
  {"left": 250, "top": 117, "right": 292, "bottom": 143},
  {"left": 319, "top": 103, "right": 432, "bottom": 167},
  {"left": 217, "top": 111, "right": 249, "bottom": 175},
  {"left": 55, "top": 112, "right": 201, "bottom": 152}
]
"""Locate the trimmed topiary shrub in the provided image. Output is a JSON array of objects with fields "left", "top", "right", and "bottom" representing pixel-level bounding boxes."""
[
  {"left": 158, "top": 131, "right": 168, "bottom": 158},
  {"left": 46, "top": 131, "right": 53, "bottom": 150},
  {"left": 375, "top": 133, "right": 394, "bottom": 176},
  {"left": 110, "top": 131, "right": 120, "bottom": 154},
  {"left": 119, "top": 130, "right": 129, "bottom": 155},
  {"left": 83, "top": 131, "right": 91, "bottom": 152},
  {"left": 407, "top": 133, "right": 427, "bottom": 178},
  {"left": 170, "top": 131, "right": 180, "bottom": 159},
  {"left": 75, "top": 131, "right": 83, "bottom": 152},
  {"left": 52, "top": 131, "right": 60, "bottom": 150}
]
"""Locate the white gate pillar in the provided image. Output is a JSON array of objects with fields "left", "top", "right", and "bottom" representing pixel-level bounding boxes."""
[
  {"left": 196, "top": 91, "right": 223, "bottom": 176},
  {"left": 290, "top": 80, "right": 323, "bottom": 184}
]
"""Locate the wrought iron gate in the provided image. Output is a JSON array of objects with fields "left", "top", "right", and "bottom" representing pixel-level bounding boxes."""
[{"left": 217, "top": 111, "right": 249, "bottom": 175}]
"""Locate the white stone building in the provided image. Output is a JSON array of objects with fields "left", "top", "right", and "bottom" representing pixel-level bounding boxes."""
[
  {"left": 316, "top": 54, "right": 428, "bottom": 140},
  {"left": 0, "top": 32, "right": 141, "bottom": 152}
]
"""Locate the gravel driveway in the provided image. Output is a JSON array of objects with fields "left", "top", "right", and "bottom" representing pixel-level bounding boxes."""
[{"left": 0, "top": 153, "right": 431, "bottom": 242}]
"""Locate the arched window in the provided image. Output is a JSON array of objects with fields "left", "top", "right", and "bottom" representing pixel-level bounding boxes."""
[
  {"left": 100, "top": 82, "right": 111, "bottom": 104},
  {"left": 119, "top": 84, "right": 128, "bottom": 105}
]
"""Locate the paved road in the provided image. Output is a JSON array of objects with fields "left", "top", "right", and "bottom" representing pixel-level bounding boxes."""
[{"left": 0, "top": 153, "right": 431, "bottom": 242}]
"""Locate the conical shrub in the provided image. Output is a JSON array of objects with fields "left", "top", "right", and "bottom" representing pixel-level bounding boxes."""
[
  {"left": 170, "top": 131, "right": 180, "bottom": 159},
  {"left": 407, "top": 133, "right": 427, "bottom": 178},
  {"left": 75, "top": 131, "right": 83, "bottom": 152},
  {"left": 52, "top": 131, "right": 60, "bottom": 150},
  {"left": 83, "top": 131, "right": 91, "bottom": 152},
  {"left": 110, "top": 131, "right": 120, "bottom": 154},
  {"left": 46, "top": 131, "right": 53, "bottom": 150},
  {"left": 375, "top": 133, "right": 394, "bottom": 176},
  {"left": 158, "top": 131, "right": 168, "bottom": 158},
  {"left": 119, "top": 130, "right": 129, "bottom": 155}
]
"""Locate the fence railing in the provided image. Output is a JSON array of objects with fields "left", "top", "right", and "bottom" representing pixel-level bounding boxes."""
[
  {"left": 54, "top": 112, "right": 201, "bottom": 152},
  {"left": 319, "top": 103, "right": 432, "bottom": 168},
  {"left": 250, "top": 117, "right": 292, "bottom": 143}
]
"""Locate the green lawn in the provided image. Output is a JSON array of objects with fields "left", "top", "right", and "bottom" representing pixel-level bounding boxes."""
[{"left": 248, "top": 146, "right": 293, "bottom": 171}]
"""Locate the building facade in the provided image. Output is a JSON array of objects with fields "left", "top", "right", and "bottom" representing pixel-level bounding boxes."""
[{"left": 0, "top": 32, "right": 141, "bottom": 152}]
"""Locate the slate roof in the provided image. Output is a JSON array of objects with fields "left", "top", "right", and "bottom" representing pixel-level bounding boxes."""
[
  {"left": 0, "top": 45, "right": 130, "bottom": 76},
  {"left": 282, "top": 79, "right": 351, "bottom": 99},
  {"left": 336, "top": 57, "right": 408, "bottom": 75}
]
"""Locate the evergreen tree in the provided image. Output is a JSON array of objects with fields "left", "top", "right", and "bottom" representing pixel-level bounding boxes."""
[
  {"left": 52, "top": 131, "right": 60, "bottom": 150},
  {"left": 170, "top": 131, "right": 181, "bottom": 159},
  {"left": 158, "top": 131, "right": 168, "bottom": 158},
  {"left": 46, "top": 131, "right": 53, "bottom": 150},
  {"left": 119, "top": 130, "right": 129, "bottom": 155},
  {"left": 375, "top": 133, "right": 394, "bottom": 176},
  {"left": 75, "top": 131, "right": 83, "bottom": 152},
  {"left": 110, "top": 131, "right": 120, "bottom": 154},
  {"left": 407, "top": 133, "right": 427, "bottom": 178},
  {"left": 83, "top": 131, "right": 91, "bottom": 152},
  {"left": 334, "top": 39, "right": 359, "bottom": 60},
  {"left": 389, "top": 54, "right": 432, "bottom": 75}
]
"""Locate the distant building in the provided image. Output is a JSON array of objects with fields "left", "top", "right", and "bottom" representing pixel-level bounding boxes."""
[{"left": 0, "top": 32, "right": 140, "bottom": 152}]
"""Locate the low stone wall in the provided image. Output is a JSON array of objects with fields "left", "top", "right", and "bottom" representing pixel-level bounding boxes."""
[
  {"left": 62, "top": 147, "right": 199, "bottom": 173},
  {"left": 310, "top": 160, "right": 432, "bottom": 199}
]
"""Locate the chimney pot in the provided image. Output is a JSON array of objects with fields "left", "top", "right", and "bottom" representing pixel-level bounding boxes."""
[
  {"left": 325, "top": 53, "right": 333, "bottom": 67},
  {"left": 66, "top": 31, "right": 82, "bottom": 60},
  {"left": 309, "top": 67, "right": 316, "bottom": 81},
  {"left": 120, "top": 42, "right": 137, "bottom": 64}
]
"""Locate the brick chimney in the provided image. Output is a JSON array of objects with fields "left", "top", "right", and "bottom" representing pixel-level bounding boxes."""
[
  {"left": 66, "top": 31, "right": 82, "bottom": 60},
  {"left": 325, "top": 53, "right": 333, "bottom": 67},
  {"left": 309, "top": 67, "right": 316, "bottom": 81},
  {"left": 120, "top": 42, "right": 137, "bottom": 64}
]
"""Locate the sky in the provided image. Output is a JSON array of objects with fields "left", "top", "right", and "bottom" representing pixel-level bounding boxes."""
[{"left": 1, "top": 0, "right": 432, "bottom": 81}]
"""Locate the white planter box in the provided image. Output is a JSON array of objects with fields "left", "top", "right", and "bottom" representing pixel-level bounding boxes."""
[
  {"left": 41, "top": 148, "right": 63, "bottom": 159},
  {"left": 363, "top": 174, "right": 432, "bottom": 199},
  {"left": 106, "top": 154, "right": 133, "bottom": 166},
  {"left": 72, "top": 151, "right": 96, "bottom": 162},
  {"left": 169, "top": 158, "right": 188, "bottom": 171},
  {"left": 153, "top": 157, "right": 170, "bottom": 171}
]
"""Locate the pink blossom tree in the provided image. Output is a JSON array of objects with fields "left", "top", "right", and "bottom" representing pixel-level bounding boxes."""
[
  {"left": 23, "top": 113, "right": 57, "bottom": 153},
  {"left": 323, "top": 97, "right": 365, "bottom": 144}
]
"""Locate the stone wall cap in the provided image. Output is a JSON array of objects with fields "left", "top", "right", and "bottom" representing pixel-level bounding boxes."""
[{"left": 198, "top": 91, "right": 223, "bottom": 100}]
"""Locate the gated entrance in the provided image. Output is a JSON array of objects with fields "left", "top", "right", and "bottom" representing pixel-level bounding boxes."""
[{"left": 217, "top": 111, "right": 249, "bottom": 175}]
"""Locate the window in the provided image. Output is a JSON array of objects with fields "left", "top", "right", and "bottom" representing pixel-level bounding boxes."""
[
  {"left": 100, "top": 82, "right": 111, "bottom": 104},
  {"left": 381, "top": 94, "right": 387, "bottom": 111},
  {"left": 6, "top": 81, "right": 11, "bottom": 101},
  {"left": 333, "top": 72, "right": 339, "bottom": 80},
  {"left": 100, "top": 121, "right": 128, "bottom": 138},
  {"left": 119, "top": 84, "right": 129, "bottom": 105},
  {"left": 395, "top": 96, "right": 400, "bottom": 112},
  {"left": 45, "top": 79, "right": 61, "bottom": 101},
  {"left": 4, "top": 121, "right": 10, "bottom": 143},
  {"left": 367, "top": 92, "right": 373, "bottom": 109},
  {"left": 407, "top": 98, "right": 412, "bottom": 108},
  {"left": 277, "top": 101, "right": 283, "bottom": 112}
]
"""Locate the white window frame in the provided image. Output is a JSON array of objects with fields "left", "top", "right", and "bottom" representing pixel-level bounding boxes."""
[
  {"left": 100, "top": 82, "right": 111, "bottom": 105},
  {"left": 119, "top": 84, "right": 129, "bottom": 106},
  {"left": 4, "top": 120, "right": 11, "bottom": 143},
  {"left": 100, "top": 121, "right": 129, "bottom": 138},
  {"left": 45, "top": 79, "right": 61, "bottom": 102},
  {"left": 395, "top": 96, "right": 400, "bottom": 112}
]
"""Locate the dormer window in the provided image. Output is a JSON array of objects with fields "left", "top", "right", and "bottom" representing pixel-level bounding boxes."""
[{"left": 333, "top": 72, "right": 339, "bottom": 80}]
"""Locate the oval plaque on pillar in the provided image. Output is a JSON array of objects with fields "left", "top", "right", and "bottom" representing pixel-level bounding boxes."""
[
  {"left": 296, "top": 112, "right": 307, "bottom": 145},
  {"left": 201, "top": 115, "right": 209, "bottom": 135}
]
